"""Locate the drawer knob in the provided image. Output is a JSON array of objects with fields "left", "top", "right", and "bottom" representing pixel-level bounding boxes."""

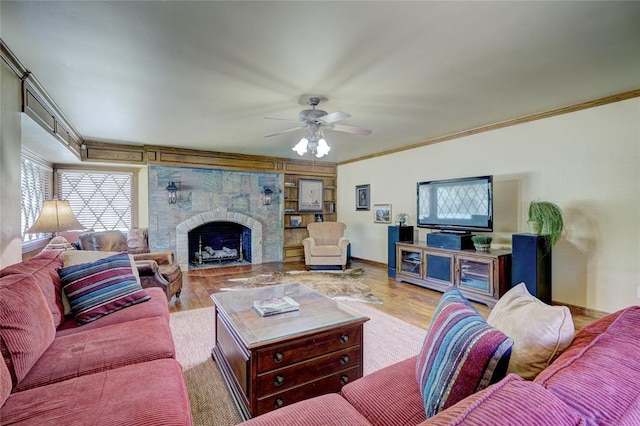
[
  {"left": 340, "top": 375, "right": 349, "bottom": 385},
  {"left": 340, "top": 354, "right": 349, "bottom": 365},
  {"left": 274, "top": 375, "right": 285, "bottom": 387},
  {"left": 340, "top": 334, "right": 349, "bottom": 344},
  {"left": 274, "top": 398, "right": 284, "bottom": 409},
  {"left": 273, "top": 352, "right": 284, "bottom": 363}
]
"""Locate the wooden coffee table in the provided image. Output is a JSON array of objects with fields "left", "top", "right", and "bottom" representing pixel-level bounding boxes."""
[{"left": 210, "top": 283, "right": 369, "bottom": 419}]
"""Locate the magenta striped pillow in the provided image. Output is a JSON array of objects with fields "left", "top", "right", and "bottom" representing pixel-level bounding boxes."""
[
  {"left": 416, "top": 288, "right": 513, "bottom": 418},
  {"left": 58, "top": 252, "right": 150, "bottom": 324}
]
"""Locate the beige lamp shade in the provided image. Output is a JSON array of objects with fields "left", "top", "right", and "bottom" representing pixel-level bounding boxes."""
[{"left": 26, "top": 200, "right": 84, "bottom": 233}]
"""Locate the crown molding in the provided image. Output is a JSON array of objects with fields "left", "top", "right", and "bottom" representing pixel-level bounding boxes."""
[
  {"left": 339, "top": 88, "right": 640, "bottom": 166},
  {"left": 1, "top": 38, "right": 83, "bottom": 160}
]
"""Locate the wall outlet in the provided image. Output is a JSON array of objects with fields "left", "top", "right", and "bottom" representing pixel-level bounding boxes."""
[{"left": 637, "top": 287, "right": 640, "bottom": 299}]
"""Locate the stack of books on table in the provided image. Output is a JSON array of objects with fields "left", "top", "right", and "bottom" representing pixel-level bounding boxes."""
[{"left": 253, "top": 296, "right": 300, "bottom": 317}]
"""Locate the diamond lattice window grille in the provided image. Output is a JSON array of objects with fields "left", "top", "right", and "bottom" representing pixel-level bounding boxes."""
[
  {"left": 57, "top": 170, "right": 133, "bottom": 232},
  {"left": 436, "top": 184, "right": 488, "bottom": 219},
  {"left": 418, "top": 182, "right": 489, "bottom": 222}
]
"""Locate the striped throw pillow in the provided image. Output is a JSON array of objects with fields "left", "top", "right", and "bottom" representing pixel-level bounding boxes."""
[
  {"left": 58, "top": 252, "right": 150, "bottom": 324},
  {"left": 416, "top": 288, "right": 513, "bottom": 418}
]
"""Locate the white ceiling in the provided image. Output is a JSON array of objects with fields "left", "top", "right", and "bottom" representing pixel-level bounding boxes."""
[{"left": 3, "top": 1, "right": 640, "bottom": 164}]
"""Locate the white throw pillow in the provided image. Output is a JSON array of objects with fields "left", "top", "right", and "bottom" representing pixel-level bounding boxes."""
[
  {"left": 487, "top": 282, "right": 575, "bottom": 380},
  {"left": 61, "top": 251, "right": 141, "bottom": 315}
]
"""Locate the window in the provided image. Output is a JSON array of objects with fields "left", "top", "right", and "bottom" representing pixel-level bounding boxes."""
[
  {"left": 21, "top": 149, "right": 53, "bottom": 242},
  {"left": 56, "top": 168, "right": 136, "bottom": 232}
]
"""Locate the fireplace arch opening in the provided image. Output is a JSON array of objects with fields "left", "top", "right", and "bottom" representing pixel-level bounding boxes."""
[{"left": 176, "top": 211, "right": 263, "bottom": 270}]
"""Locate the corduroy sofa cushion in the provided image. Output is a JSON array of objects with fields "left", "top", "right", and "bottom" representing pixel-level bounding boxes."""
[
  {"left": 55, "top": 286, "right": 169, "bottom": 336},
  {"left": 534, "top": 306, "right": 640, "bottom": 425},
  {"left": 14, "top": 316, "right": 175, "bottom": 391},
  {"left": 421, "top": 374, "right": 585, "bottom": 425},
  {"left": 0, "top": 356, "right": 11, "bottom": 407},
  {"left": 487, "top": 282, "right": 575, "bottom": 379},
  {"left": 0, "top": 250, "right": 65, "bottom": 327},
  {"left": 0, "top": 274, "right": 56, "bottom": 387},
  {"left": 0, "top": 359, "right": 193, "bottom": 425},
  {"left": 58, "top": 252, "right": 150, "bottom": 324},
  {"left": 239, "top": 393, "right": 371, "bottom": 426},
  {"left": 341, "top": 356, "right": 426, "bottom": 425},
  {"left": 416, "top": 288, "right": 513, "bottom": 418}
]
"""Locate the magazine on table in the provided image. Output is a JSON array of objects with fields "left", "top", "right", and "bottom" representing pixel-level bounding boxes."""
[{"left": 253, "top": 296, "right": 300, "bottom": 317}]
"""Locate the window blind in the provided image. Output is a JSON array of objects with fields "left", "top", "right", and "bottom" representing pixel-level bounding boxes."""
[
  {"left": 56, "top": 169, "right": 134, "bottom": 232},
  {"left": 21, "top": 149, "right": 53, "bottom": 241}
]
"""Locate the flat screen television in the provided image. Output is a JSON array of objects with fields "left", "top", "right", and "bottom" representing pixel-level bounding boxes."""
[{"left": 416, "top": 175, "right": 493, "bottom": 232}]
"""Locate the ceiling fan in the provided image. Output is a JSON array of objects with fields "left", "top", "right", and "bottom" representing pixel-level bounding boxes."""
[{"left": 263, "top": 97, "right": 372, "bottom": 158}]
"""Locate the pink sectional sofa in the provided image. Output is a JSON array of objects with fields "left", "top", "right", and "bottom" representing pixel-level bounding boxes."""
[
  {"left": 241, "top": 304, "right": 640, "bottom": 425},
  {"left": 0, "top": 250, "right": 192, "bottom": 425}
]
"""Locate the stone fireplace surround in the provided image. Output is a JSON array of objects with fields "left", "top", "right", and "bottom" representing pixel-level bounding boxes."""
[{"left": 176, "top": 210, "right": 263, "bottom": 270}]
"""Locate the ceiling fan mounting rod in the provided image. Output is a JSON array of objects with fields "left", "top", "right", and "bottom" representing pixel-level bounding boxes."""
[{"left": 308, "top": 97, "right": 321, "bottom": 108}]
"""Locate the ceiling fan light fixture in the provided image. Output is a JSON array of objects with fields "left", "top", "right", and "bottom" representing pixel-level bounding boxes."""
[
  {"left": 267, "top": 96, "right": 370, "bottom": 158},
  {"left": 292, "top": 138, "right": 308, "bottom": 155},
  {"left": 315, "top": 138, "right": 330, "bottom": 158}
]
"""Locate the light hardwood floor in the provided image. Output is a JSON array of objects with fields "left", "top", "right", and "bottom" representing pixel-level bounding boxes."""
[{"left": 169, "top": 259, "right": 602, "bottom": 331}]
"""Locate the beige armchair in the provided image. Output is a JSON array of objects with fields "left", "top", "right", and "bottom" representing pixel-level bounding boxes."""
[{"left": 302, "top": 222, "right": 350, "bottom": 270}]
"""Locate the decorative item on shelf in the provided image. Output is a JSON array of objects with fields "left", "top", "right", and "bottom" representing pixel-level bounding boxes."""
[
  {"left": 262, "top": 186, "right": 274, "bottom": 205},
  {"left": 290, "top": 215, "right": 302, "bottom": 227},
  {"left": 471, "top": 235, "right": 493, "bottom": 252},
  {"left": 374, "top": 204, "right": 392, "bottom": 224},
  {"left": 527, "top": 200, "right": 564, "bottom": 247},
  {"left": 315, "top": 214, "right": 324, "bottom": 222},
  {"left": 26, "top": 199, "right": 84, "bottom": 235},
  {"left": 166, "top": 181, "right": 179, "bottom": 204},
  {"left": 395, "top": 212, "right": 409, "bottom": 226},
  {"left": 355, "top": 184, "right": 370, "bottom": 211}
]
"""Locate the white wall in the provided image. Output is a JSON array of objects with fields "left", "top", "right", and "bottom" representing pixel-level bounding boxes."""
[
  {"left": 0, "top": 60, "right": 24, "bottom": 268},
  {"left": 338, "top": 98, "right": 640, "bottom": 314}
]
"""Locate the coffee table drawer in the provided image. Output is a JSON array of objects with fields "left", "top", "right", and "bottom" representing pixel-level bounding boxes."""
[
  {"left": 256, "top": 346, "right": 360, "bottom": 396},
  {"left": 256, "top": 325, "right": 361, "bottom": 372},
  {"left": 255, "top": 366, "right": 360, "bottom": 416}
]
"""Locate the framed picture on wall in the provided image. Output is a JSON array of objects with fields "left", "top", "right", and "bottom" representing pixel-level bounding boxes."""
[
  {"left": 356, "top": 184, "right": 370, "bottom": 211},
  {"left": 374, "top": 204, "right": 392, "bottom": 224},
  {"left": 298, "top": 179, "right": 324, "bottom": 212}
]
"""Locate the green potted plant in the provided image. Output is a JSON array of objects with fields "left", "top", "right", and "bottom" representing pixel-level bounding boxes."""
[
  {"left": 471, "top": 235, "right": 492, "bottom": 252},
  {"left": 527, "top": 201, "right": 564, "bottom": 246}
]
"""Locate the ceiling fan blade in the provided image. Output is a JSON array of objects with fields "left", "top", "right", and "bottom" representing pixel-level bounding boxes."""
[
  {"left": 317, "top": 111, "right": 351, "bottom": 124},
  {"left": 263, "top": 116, "right": 300, "bottom": 123},
  {"left": 263, "top": 126, "right": 305, "bottom": 138},
  {"left": 330, "top": 123, "right": 372, "bottom": 136}
]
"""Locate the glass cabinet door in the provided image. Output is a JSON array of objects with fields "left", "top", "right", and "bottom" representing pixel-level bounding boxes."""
[
  {"left": 425, "top": 252, "right": 455, "bottom": 286},
  {"left": 397, "top": 246, "right": 423, "bottom": 278},
  {"left": 456, "top": 255, "right": 495, "bottom": 296}
]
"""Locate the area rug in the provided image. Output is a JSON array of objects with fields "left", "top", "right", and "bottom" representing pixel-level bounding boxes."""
[
  {"left": 223, "top": 268, "right": 383, "bottom": 304},
  {"left": 170, "top": 301, "right": 426, "bottom": 426}
]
